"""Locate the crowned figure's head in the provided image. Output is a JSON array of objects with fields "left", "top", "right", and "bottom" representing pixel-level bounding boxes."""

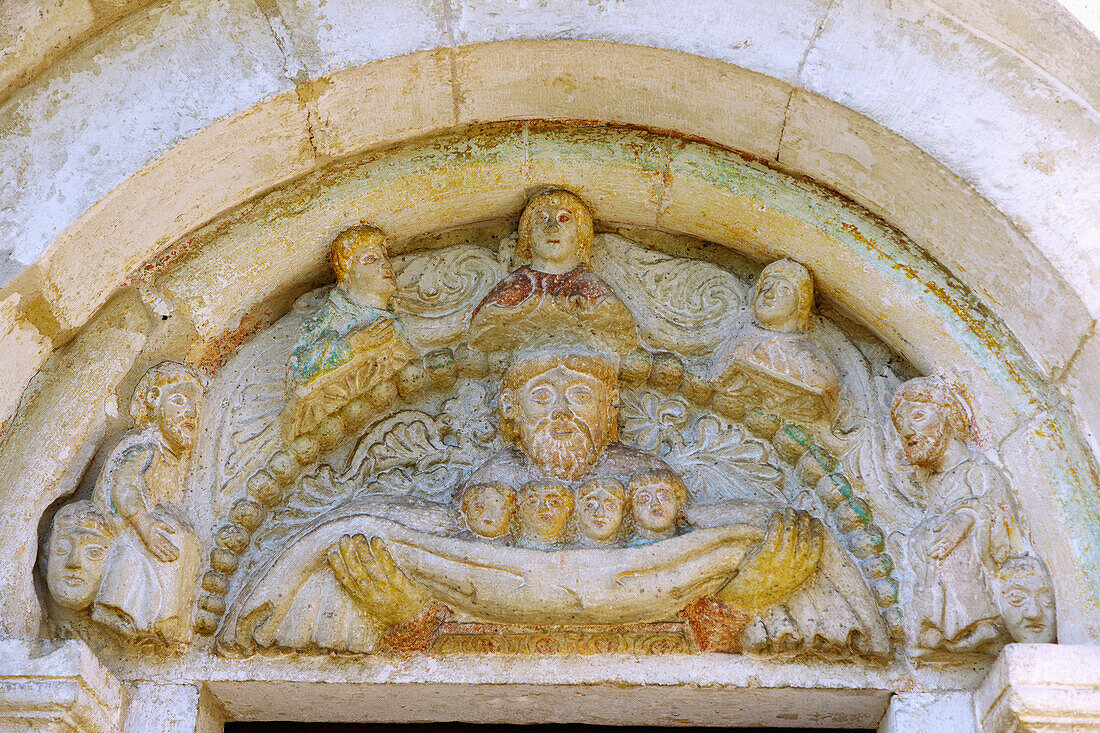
[{"left": 499, "top": 350, "right": 620, "bottom": 482}]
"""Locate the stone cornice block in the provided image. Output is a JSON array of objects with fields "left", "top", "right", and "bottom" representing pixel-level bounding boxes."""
[
  {"left": 0, "top": 639, "right": 124, "bottom": 733},
  {"left": 975, "top": 644, "right": 1100, "bottom": 732}
]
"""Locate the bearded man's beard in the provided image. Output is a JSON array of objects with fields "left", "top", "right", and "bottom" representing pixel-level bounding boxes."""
[
  {"left": 902, "top": 420, "right": 950, "bottom": 468},
  {"left": 524, "top": 417, "right": 604, "bottom": 481}
]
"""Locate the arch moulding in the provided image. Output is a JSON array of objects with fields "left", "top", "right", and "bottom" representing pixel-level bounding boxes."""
[{"left": 0, "top": 37, "right": 1098, "bottom": 733}]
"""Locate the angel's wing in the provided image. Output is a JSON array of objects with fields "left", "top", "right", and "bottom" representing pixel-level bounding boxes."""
[
  {"left": 592, "top": 233, "right": 749, "bottom": 355},
  {"left": 392, "top": 245, "right": 506, "bottom": 351}
]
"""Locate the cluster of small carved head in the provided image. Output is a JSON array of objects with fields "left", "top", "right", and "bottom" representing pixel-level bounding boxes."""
[{"left": 460, "top": 470, "right": 688, "bottom": 549}]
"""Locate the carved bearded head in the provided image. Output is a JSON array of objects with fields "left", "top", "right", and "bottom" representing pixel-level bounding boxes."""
[
  {"left": 890, "top": 376, "right": 970, "bottom": 469},
  {"left": 46, "top": 501, "right": 113, "bottom": 612},
  {"left": 499, "top": 352, "right": 619, "bottom": 482},
  {"left": 130, "top": 362, "right": 205, "bottom": 455}
]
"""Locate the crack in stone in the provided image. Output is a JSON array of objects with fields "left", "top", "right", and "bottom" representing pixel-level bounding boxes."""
[
  {"left": 252, "top": 0, "right": 322, "bottom": 160},
  {"left": 776, "top": 0, "right": 839, "bottom": 163},
  {"left": 1054, "top": 318, "right": 1097, "bottom": 385},
  {"left": 442, "top": 0, "right": 463, "bottom": 125}
]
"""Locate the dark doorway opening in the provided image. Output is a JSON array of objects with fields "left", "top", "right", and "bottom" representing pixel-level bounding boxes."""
[{"left": 226, "top": 725, "right": 874, "bottom": 732}]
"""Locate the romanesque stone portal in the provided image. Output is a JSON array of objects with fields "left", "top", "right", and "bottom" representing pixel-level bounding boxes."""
[{"left": 41, "top": 189, "right": 1055, "bottom": 673}]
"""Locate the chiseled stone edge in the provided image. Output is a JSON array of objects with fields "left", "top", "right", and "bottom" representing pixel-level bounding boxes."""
[
  {"left": 0, "top": 639, "right": 125, "bottom": 733},
  {"left": 974, "top": 643, "right": 1100, "bottom": 733}
]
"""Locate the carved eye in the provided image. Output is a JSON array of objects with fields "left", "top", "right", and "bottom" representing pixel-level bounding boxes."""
[
  {"left": 557, "top": 211, "right": 571, "bottom": 223},
  {"left": 85, "top": 545, "right": 106, "bottom": 561},
  {"left": 657, "top": 489, "right": 672, "bottom": 502},
  {"left": 585, "top": 498, "right": 598, "bottom": 511},
  {"left": 169, "top": 393, "right": 187, "bottom": 406},
  {"left": 566, "top": 385, "right": 594, "bottom": 404},
  {"left": 636, "top": 491, "right": 651, "bottom": 504},
  {"left": 528, "top": 386, "right": 554, "bottom": 404},
  {"left": 547, "top": 496, "right": 561, "bottom": 508},
  {"left": 54, "top": 540, "right": 71, "bottom": 556},
  {"left": 777, "top": 283, "right": 792, "bottom": 297},
  {"left": 360, "top": 254, "right": 378, "bottom": 264},
  {"left": 526, "top": 495, "right": 539, "bottom": 507},
  {"left": 1007, "top": 589, "right": 1028, "bottom": 606}
]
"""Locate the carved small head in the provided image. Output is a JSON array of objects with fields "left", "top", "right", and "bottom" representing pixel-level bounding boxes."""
[
  {"left": 331, "top": 226, "right": 396, "bottom": 307},
  {"left": 461, "top": 482, "right": 517, "bottom": 539},
  {"left": 518, "top": 480, "right": 575, "bottom": 546},
  {"left": 627, "top": 470, "right": 687, "bottom": 537},
  {"left": 499, "top": 352, "right": 619, "bottom": 482},
  {"left": 998, "top": 555, "right": 1057, "bottom": 644},
  {"left": 46, "top": 501, "right": 113, "bottom": 612},
  {"left": 753, "top": 259, "right": 815, "bottom": 333},
  {"left": 577, "top": 478, "right": 626, "bottom": 545},
  {"left": 517, "top": 189, "right": 594, "bottom": 274},
  {"left": 890, "top": 376, "right": 971, "bottom": 469},
  {"left": 130, "top": 362, "right": 205, "bottom": 454}
]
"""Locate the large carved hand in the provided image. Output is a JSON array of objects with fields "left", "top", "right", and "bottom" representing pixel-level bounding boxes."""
[
  {"left": 327, "top": 534, "right": 429, "bottom": 628},
  {"left": 716, "top": 508, "right": 823, "bottom": 615},
  {"left": 132, "top": 511, "right": 180, "bottom": 562}
]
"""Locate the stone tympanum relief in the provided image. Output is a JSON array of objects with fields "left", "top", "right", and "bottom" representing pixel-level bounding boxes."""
[
  {"left": 45, "top": 362, "right": 204, "bottom": 649},
  {"left": 41, "top": 187, "right": 1056, "bottom": 668}
]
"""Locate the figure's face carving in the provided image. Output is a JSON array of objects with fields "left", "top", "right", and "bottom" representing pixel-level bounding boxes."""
[
  {"left": 893, "top": 399, "right": 951, "bottom": 468},
  {"left": 345, "top": 242, "right": 396, "bottom": 303},
  {"left": 463, "top": 485, "right": 514, "bottom": 539},
  {"left": 509, "top": 366, "right": 612, "bottom": 481},
  {"left": 519, "top": 483, "right": 574, "bottom": 544},
  {"left": 528, "top": 202, "right": 581, "bottom": 271},
  {"left": 579, "top": 485, "right": 625, "bottom": 543},
  {"left": 157, "top": 382, "right": 202, "bottom": 453},
  {"left": 630, "top": 481, "right": 681, "bottom": 534},
  {"left": 1000, "top": 569, "right": 1057, "bottom": 643},
  {"left": 46, "top": 525, "right": 109, "bottom": 611},
  {"left": 754, "top": 271, "right": 802, "bottom": 332}
]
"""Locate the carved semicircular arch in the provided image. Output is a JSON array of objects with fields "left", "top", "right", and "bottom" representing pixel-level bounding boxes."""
[
  {"left": 67, "top": 117, "right": 1083, "bottom": 654},
  {"left": 13, "top": 96, "right": 1100, "bottom": 678}
]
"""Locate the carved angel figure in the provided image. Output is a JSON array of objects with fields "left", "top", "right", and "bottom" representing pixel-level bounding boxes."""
[
  {"left": 711, "top": 259, "right": 839, "bottom": 423},
  {"left": 45, "top": 362, "right": 204, "bottom": 647},
  {"left": 283, "top": 226, "right": 417, "bottom": 439},
  {"left": 891, "top": 376, "right": 1050, "bottom": 655},
  {"left": 468, "top": 190, "right": 639, "bottom": 355}
]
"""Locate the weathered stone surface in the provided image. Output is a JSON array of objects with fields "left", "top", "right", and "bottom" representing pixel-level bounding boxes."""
[
  {"left": 309, "top": 51, "right": 455, "bottom": 159},
  {"left": 801, "top": 0, "right": 1100, "bottom": 320},
  {"left": 450, "top": 0, "right": 832, "bottom": 85},
  {"left": 974, "top": 644, "right": 1100, "bottom": 732},
  {"left": 0, "top": 0, "right": 292, "bottom": 293},
  {"left": 40, "top": 92, "right": 315, "bottom": 333},
  {"left": 0, "top": 293, "right": 53, "bottom": 432},
  {"left": 266, "top": 0, "right": 448, "bottom": 80},
  {"left": 124, "top": 683, "right": 225, "bottom": 733},
  {"left": 0, "top": 639, "right": 124, "bottom": 733},
  {"left": 877, "top": 691, "right": 976, "bottom": 733},
  {"left": 454, "top": 40, "right": 791, "bottom": 161},
  {"left": 0, "top": 292, "right": 149, "bottom": 637},
  {"left": 778, "top": 90, "right": 1092, "bottom": 379}
]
